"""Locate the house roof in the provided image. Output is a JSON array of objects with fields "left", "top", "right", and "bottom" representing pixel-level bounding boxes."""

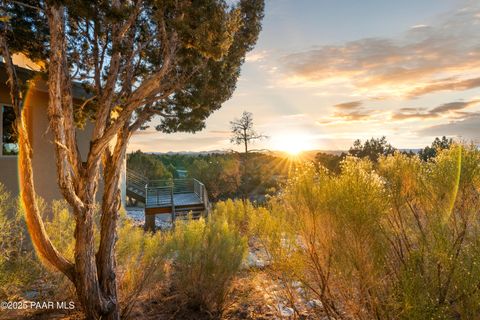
[{"left": 0, "top": 62, "right": 89, "bottom": 100}]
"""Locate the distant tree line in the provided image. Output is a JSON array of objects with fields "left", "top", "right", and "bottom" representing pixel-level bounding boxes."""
[{"left": 315, "top": 136, "right": 454, "bottom": 173}]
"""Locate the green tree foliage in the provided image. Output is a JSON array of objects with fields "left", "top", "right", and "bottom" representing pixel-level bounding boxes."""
[
  {"left": 349, "top": 136, "right": 396, "bottom": 162},
  {"left": 5, "top": 0, "right": 265, "bottom": 131},
  {"left": 127, "top": 150, "right": 172, "bottom": 180},
  {"left": 314, "top": 152, "right": 346, "bottom": 174},
  {"left": 1, "top": 0, "right": 49, "bottom": 63},
  {"left": 127, "top": 151, "right": 289, "bottom": 201},
  {"left": 418, "top": 136, "right": 453, "bottom": 161},
  {"left": 187, "top": 155, "right": 241, "bottom": 201},
  {"left": 3, "top": 1, "right": 265, "bottom": 317}
]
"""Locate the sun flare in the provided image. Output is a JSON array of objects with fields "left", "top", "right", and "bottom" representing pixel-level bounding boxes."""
[{"left": 271, "top": 133, "right": 314, "bottom": 155}]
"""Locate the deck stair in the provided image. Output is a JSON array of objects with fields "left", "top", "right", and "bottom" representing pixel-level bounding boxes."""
[
  {"left": 126, "top": 169, "right": 147, "bottom": 203},
  {"left": 126, "top": 169, "right": 210, "bottom": 230}
]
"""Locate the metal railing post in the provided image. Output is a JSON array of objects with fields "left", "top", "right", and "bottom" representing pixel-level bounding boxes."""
[{"left": 170, "top": 183, "right": 176, "bottom": 225}]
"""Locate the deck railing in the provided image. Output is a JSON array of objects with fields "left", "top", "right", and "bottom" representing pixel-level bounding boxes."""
[
  {"left": 195, "top": 179, "right": 210, "bottom": 214},
  {"left": 127, "top": 169, "right": 148, "bottom": 187},
  {"left": 145, "top": 179, "right": 207, "bottom": 208},
  {"left": 127, "top": 169, "right": 209, "bottom": 214},
  {"left": 145, "top": 186, "right": 173, "bottom": 207}
]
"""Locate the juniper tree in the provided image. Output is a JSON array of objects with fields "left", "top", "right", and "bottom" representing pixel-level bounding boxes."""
[{"left": 0, "top": 1, "right": 264, "bottom": 319}]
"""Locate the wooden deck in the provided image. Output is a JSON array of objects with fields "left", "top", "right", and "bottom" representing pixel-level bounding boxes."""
[{"left": 126, "top": 169, "right": 209, "bottom": 230}]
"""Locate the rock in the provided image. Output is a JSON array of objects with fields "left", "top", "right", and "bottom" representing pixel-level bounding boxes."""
[
  {"left": 24, "top": 290, "right": 39, "bottom": 299},
  {"left": 246, "top": 251, "right": 266, "bottom": 268},
  {"left": 306, "top": 299, "right": 322, "bottom": 309},
  {"left": 277, "top": 303, "right": 294, "bottom": 317},
  {"left": 126, "top": 207, "right": 173, "bottom": 230}
]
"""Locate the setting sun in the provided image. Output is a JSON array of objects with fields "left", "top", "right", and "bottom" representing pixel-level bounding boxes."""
[{"left": 271, "top": 133, "right": 314, "bottom": 155}]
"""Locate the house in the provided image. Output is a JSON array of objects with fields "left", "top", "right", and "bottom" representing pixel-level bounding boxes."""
[
  {"left": 175, "top": 168, "right": 188, "bottom": 178},
  {"left": 0, "top": 55, "right": 126, "bottom": 205}
]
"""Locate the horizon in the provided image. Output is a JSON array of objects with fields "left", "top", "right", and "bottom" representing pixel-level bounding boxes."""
[
  {"left": 129, "top": 146, "right": 425, "bottom": 156},
  {"left": 129, "top": 0, "right": 480, "bottom": 153}
]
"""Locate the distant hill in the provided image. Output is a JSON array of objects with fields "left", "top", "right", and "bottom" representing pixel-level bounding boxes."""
[
  {"left": 145, "top": 148, "right": 422, "bottom": 158},
  {"left": 147, "top": 149, "right": 348, "bottom": 161},
  {"left": 149, "top": 150, "right": 229, "bottom": 156}
]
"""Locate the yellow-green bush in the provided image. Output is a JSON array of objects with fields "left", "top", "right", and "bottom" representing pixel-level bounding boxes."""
[
  {"left": 213, "top": 199, "right": 257, "bottom": 234},
  {"left": 0, "top": 184, "right": 40, "bottom": 299},
  {"left": 0, "top": 191, "right": 169, "bottom": 311},
  {"left": 116, "top": 217, "right": 168, "bottom": 317},
  {"left": 42, "top": 204, "right": 169, "bottom": 314},
  {"left": 379, "top": 146, "right": 480, "bottom": 319},
  {"left": 167, "top": 216, "right": 247, "bottom": 317},
  {"left": 246, "top": 145, "right": 480, "bottom": 319}
]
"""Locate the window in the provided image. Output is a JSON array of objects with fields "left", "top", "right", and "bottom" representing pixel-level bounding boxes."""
[{"left": 2, "top": 105, "right": 18, "bottom": 156}]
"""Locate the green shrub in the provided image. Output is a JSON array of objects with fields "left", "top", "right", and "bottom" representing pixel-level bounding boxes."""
[{"left": 168, "top": 216, "right": 247, "bottom": 317}]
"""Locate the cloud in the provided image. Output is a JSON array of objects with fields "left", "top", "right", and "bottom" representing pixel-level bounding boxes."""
[
  {"left": 407, "top": 76, "right": 480, "bottom": 97},
  {"left": 246, "top": 50, "right": 267, "bottom": 63},
  {"left": 333, "top": 110, "right": 372, "bottom": 121},
  {"left": 318, "top": 109, "right": 379, "bottom": 124},
  {"left": 281, "top": 3, "right": 480, "bottom": 98},
  {"left": 132, "top": 129, "right": 158, "bottom": 136},
  {"left": 418, "top": 114, "right": 480, "bottom": 139},
  {"left": 392, "top": 99, "right": 480, "bottom": 120},
  {"left": 430, "top": 101, "right": 477, "bottom": 113},
  {"left": 281, "top": 113, "right": 307, "bottom": 119},
  {"left": 334, "top": 101, "right": 363, "bottom": 110}
]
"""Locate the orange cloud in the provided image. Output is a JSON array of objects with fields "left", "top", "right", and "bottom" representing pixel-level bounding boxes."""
[
  {"left": 392, "top": 100, "right": 480, "bottom": 120},
  {"left": 282, "top": 3, "right": 480, "bottom": 98},
  {"left": 334, "top": 101, "right": 363, "bottom": 110}
]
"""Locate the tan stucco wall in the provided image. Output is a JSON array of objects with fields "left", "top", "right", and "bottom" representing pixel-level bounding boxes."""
[
  {"left": 28, "top": 89, "right": 98, "bottom": 202},
  {"left": 0, "top": 80, "right": 125, "bottom": 206}
]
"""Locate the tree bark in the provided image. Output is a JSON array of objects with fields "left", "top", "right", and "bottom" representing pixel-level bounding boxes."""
[
  {"left": 73, "top": 205, "right": 113, "bottom": 319},
  {"left": 46, "top": 5, "right": 114, "bottom": 318},
  {"left": 97, "top": 125, "right": 131, "bottom": 320}
]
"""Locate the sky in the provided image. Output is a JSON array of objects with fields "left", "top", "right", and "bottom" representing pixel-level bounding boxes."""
[{"left": 129, "top": 0, "right": 480, "bottom": 153}]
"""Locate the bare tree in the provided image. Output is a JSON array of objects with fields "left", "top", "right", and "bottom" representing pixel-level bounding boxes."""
[
  {"left": 230, "top": 111, "right": 266, "bottom": 198},
  {"left": 230, "top": 111, "right": 266, "bottom": 154},
  {"left": 0, "top": 1, "right": 264, "bottom": 319}
]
